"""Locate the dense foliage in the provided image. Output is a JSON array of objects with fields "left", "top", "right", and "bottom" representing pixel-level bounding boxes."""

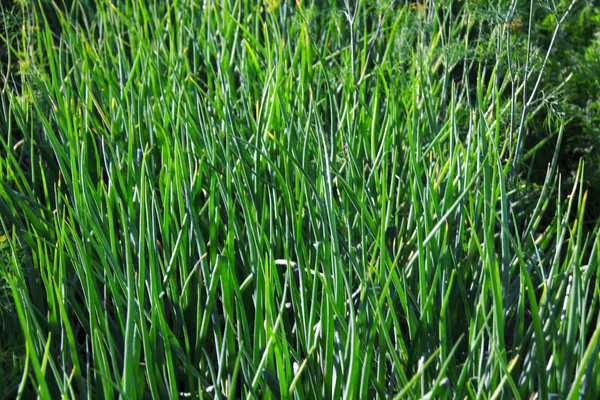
[{"left": 1, "top": 0, "right": 599, "bottom": 398}]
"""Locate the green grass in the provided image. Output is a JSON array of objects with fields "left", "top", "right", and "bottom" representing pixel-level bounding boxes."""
[{"left": 1, "top": 0, "right": 599, "bottom": 398}]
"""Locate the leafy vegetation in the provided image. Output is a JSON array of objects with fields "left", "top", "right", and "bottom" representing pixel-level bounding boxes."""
[
  {"left": 527, "top": 0, "right": 600, "bottom": 224},
  {"left": 1, "top": 0, "right": 599, "bottom": 398}
]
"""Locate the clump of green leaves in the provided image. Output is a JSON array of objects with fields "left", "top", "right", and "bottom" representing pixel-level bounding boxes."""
[
  {"left": 0, "top": 232, "right": 27, "bottom": 399},
  {"left": 1, "top": 0, "right": 599, "bottom": 398}
]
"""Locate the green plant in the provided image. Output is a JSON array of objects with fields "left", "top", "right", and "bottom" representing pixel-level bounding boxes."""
[{"left": 0, "top": 0, "right": 599, "bottom": 398}]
